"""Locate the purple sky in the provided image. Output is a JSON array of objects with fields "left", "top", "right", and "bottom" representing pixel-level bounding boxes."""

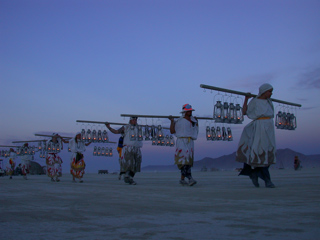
[{"left": 1, "top": 0, "right": 319, "bottom": 172}]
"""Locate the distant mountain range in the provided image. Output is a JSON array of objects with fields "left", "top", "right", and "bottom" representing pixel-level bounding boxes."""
[{"left": 141, "top": 148, "right": 320, "bottom": 172}]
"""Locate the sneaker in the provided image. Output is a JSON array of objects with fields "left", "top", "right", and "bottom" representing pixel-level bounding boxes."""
[
  {"left": 250, "top": 173, "right": 259, "bottom": 188},
  {"left": 51, "top": 178, "right": 56, "bottom": 182},
  {"left": 265, "top": 181, "right": 275, "bottom": 188},
  {"left": 179, "top": 179, "right": 188, "bottom": 186},
  {"left": 79, "top": 180, "right": 84, "bottom": 183},
  {"left": 128, "top": 178, "right": 137, "bottom": 185},
  {"left": 188, "top": 178, "right": 197, "bottom": 186},
  {"left": 56, "top": 178, "right": 60, "bottom": 182},
  {"left": 124, "top": 176, "right": 130, "bottom": 183}
]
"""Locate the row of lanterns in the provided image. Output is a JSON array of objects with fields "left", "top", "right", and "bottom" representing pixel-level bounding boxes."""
[
  {"left": 213, "top": 101, "right": 244, "bottom": 124},
  {"left": 206, "top": 126, "right": 233, "bottom": 141},
  {"left": 93, "top": 146, "right": 113, "bottom": 157},
  {"left": 275, "top": 111, "right": 297, "bottom": 130},
  {"left": 81, "top": 129, "right": 109, "bottom": 143}
]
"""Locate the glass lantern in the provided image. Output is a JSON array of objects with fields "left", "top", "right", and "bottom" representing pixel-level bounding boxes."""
[
  {"left": 216, "top": 126, "right": 222, "bottom": 141},
  {"left": 137, "top": 125, "right": 143, "bottom": 141},
  {"left": 86, "top": 129, "right": 92, "bottom": 142},
  {"left": 81, "top": 129, "right": 86, "bottom": 142},
  {"left": 38, "top": 142, "right": 42, "bottom": 151},
  {"left": 129, "top": 125, "right": 136, "bottom": 141},
  {"left": 227, "top": 127, "right": 233, "bottom": 141},
  {"left": 222, "top": 127, "right": 228, "bottom": 141},
  {"left": 102, "top": 130, "right": 109, "bottom": 142},
  {"left": 157, "top": 125, "right": 164, "bottom": 140},
  {"left": 97, "top": 147, "right": 101, "bottom": 156},
  {"left": 222, "top": 102, "right": 229, "bottom": 123},
  {"left": 229, "top": 103, "right": 236, "bottom": 123},
  {"left": 97, "top": 130, "right": 102, "bottom": 142},
  {"left": 211, "top": 126, "right": 216, "bottom": 141},
  {"left": 144, "top": 125, "right": 151, "bottom": 141},
  {"left": 104, "top": 147, "right": 109, "bottom": 157},
  {"left": 206, "top": 126, "right": 211, "bottom": 140},
  {"left": 101, "top": 147, "right": 105, "bottom": 156},
  {"left": 214, "top": 101, "right": 223, "bottom": 123},
  {"left": 109, "top": 148, "right": 113, "bottom": 157},
  {"left": 235, "top": 104, "right": 243, "bottom": 124},
  {"left": 93, "top": 146, "right": 97, "bottom": 156},
  {"left": 169, "top": 135, "right": 175, "bottom": 147},
  {"left": 92, "top": 130, "right": 97, "bottom": 142}
]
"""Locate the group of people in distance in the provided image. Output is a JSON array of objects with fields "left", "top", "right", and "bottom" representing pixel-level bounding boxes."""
[{"left": 5, "top": 83, "right": 279, "bottom": 188}]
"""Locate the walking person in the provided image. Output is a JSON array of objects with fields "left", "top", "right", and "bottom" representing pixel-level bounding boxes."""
[
  {"left": 6, "top": 148, "right": 16, "bottom": 179},
  {"left": 105, "top": 117, "right": 143, "bottom": 185},
  {"left": 236, "top": 83, "right": 276, "bottom": 188},
  {"left": 65, "top": 133, "right": 91, "bottom": 183},
  {"left": 46, "top": 134, "right": 64, "bottom": 182},
  {"left": 169, "top": 104, "right": 199, "bottom": 186},
  {"left": 20, "top": 143, "right": 33, "bottom": 180}
]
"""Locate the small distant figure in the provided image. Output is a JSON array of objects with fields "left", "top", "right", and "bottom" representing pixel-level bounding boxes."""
[
  {"left": 6, "top": 148, "right": 16, "bottom": 179},
  {"left": 294, "top": 156, "right": 301, "bottom": 171},
  {"left": 20, "top": 143, "right": 33, "bottom": 180},
  {"left": 46, "top": 133, "right": 64, "bottom": 182}
]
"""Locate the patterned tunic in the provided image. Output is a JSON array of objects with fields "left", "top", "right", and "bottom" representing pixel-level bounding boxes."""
[
  {"left": 173, "top": 117, "right": 199, "bottom": 169},
  {"left": 236, "top": 98, "right": 276, "bottom": 167},
  {"left": 68, "top": 138, "right": 86, "bottom": 179},
  {"left": 46, "top": 139, "right": 63, "bottom": 178},
  {"left": 118, "top": 125, "right": 143, "bottom": 173}
]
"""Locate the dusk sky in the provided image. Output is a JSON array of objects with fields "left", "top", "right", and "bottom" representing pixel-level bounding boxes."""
[{"left": 1, "top": 0, "right": 319, "bottom": 172}]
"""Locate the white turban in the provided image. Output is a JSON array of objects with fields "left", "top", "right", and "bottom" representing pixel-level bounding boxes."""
[{"left": 257, "top": 83, "right": 273, "bottom": 97}]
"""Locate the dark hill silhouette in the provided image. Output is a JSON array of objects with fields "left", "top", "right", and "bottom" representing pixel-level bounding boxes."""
[{"left": 141, "top": 148, "right": 320, "bottom": 172}]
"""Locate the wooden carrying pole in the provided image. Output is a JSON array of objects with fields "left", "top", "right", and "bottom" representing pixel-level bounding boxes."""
[
  {"left": 76, "top": 120, "right": 171, "bottom": 129},
  {"left": 34, "top": 134, "right": 72, "bottom": 139},
  {"left": 0, "top": 145, "right": 19, "bottom": 148},
  {"left": 12, "top": 140, "right": 47, "bottom": 143},
  {"left": 120, "top": 114, "right": 214, "bottom": 120},
  {"left": 200, "top": 84, "right": 302, "bottom": 107}
]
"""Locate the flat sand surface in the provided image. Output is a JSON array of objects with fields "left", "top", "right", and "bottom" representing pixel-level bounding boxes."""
[{"left": 1, "top": 168, "right": 319, "bottom": 240}]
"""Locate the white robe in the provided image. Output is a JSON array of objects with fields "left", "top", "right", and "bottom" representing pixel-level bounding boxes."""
[
  {"left": 174, "top": 117, "right": 199, "bottom": 168},
  {"left": 236, "top": 98, "right": 276, "bottom": 167}
]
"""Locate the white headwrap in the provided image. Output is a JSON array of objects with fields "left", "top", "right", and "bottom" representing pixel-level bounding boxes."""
[{"left": 257, "top": 83, "right": 273, "bottom": 97}]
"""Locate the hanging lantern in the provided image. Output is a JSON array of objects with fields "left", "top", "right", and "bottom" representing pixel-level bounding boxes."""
[
  {"left": 157, "top": 125, "right": 164, "bottom": 140},
  {"left": 275, "top": 111, "right": 282, "bottom": 129},
  {"left": 151, "top": 125, "right": 156, "bottom": 141},
  {"left": 43, "top": 142, "right": 47, "bottom": 152},
  {"left": 211, "top": 126, "right": 216, "bottom": 141},
  {"left": 97, "top": 130, "right": 102, "bottom": 142},
  {"left": 235, "top": 104, "right": 243, "bottom": 124},
  {"left": 206, "top": 126, "right": 211, "bottom": 140},
  {"left": 227, "top": 127, "right": 233, "bottom": 141},
  {"left": 289, "top": 113, "right": 297, "bottom": 130},
  {"left": 81, "top": 129, "right": 86, "bottom": 142},
  {"left": 92, "top": 130, "right": 97, "bottom": 142},
  {"left": 38, "top": 142, "right": 42, "bottom": 151},
  {"left": 86, "top": 129, "right": 92, "bottom": 142},
  {"left": 109, "top": 148, "right": 113, "bottom": 157},
  {"left": 101, "top": 147, "right": 105, "bottom": 156},
  {"left": 93, "top": 146, "right": 97, "bottom": 156},
  {"left": 129, "top": 125, "right": 136, "bottom": 141},
  {"left": 104, "top": 147, "right": 109, "bottom": 157},
  {"left": 56, "top": 143, "right": 60, "bottom": 153},
  {"left": 102, "top": 130, "right": 109, "bottom": 142},
  {"left": 137, "top": 125, "right": 143, "bottom": 141},
  {"left": 216, "top": 126, "right": 222, "bottom": 140},
  {"left": 214, "top": 101, "right": 223, "bottom": 123},
  {"left": 47, "top": 142, "right": 52, "bottom": 152},
  {"left": 144, "top": 125, "right": 150, "bottom": 141},
  {"left": 97, "top": 147, "right": 101, "bottom": 156},
  {"left": 165, "top": 135, "right": 170, "bottom": 146},
  {"left": 229, "top": 103, "right": 236, "bottom": 123},
  {"left": 222, "top": 127, "right": 228, "bottom": 141},
  {"left": 16, "top": 147, "right": 21, "bottom": 155},
  {"left": 169, "top": 136, "right": 175, "bottom": 147},
  {"left": 68, "top": 147, "right": 71, "bottom": 152},
  {"left": 222, "top": 102, "right": 229, "bottom": 123},
  {"left": 280, "top": 112, "right": 287, "bottom": 129}
]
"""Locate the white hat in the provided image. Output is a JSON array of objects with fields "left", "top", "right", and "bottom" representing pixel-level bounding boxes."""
[{"left": 257, "top": 83, "right": 273, "bottom": 97}]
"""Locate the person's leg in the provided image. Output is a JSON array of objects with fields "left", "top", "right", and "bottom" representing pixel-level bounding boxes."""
[{"left": 261, "top": 166, "right": 275, "bottom": 188}]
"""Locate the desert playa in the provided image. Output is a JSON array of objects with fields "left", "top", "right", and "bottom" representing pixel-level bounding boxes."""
[{"left": 1, "top": 168, "right": 319, "bottom": 240}]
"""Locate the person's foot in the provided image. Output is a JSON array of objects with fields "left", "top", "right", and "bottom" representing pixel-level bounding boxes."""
[
  {"left": 79, "top": 180, "right": 83, "bottom": 183},
  {"left": 124, "top": 176, "right": 130, "bottom": 183},
  {"left": 188, "top": 178, "right": 197, "bottom": 186},
  {"left": 56, "top": 178, "right": 60, "bottom": 182},
  {"left": 51, "top": 178, "right": 55, "bottom": 182},
  {"left": 265, "top": 181, "right": 275, "bottom": 188},
  {"left": 23, "top": 176, "right": 28, "bottom": 180},
  {"left": 72, "top": 178, "right": 76, "bottom": 183},
  {"left": 250, "top": 173, "right": 259, "bottom": 188},
  {"left": 9, "top": 176, "right": 12, "bottom": 179},
  {"left": 179, "top": 179, "right": 188, "bottom": 186},
  {"left": 128, "top": 178, "right": 137, "bottom": 185}
]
